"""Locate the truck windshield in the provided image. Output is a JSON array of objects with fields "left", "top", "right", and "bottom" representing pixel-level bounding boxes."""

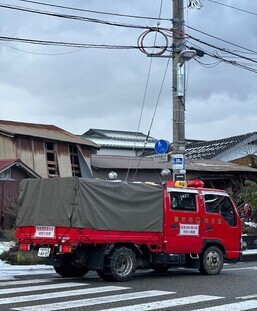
[{"left": 204, "top": 194, "right": 237, "bottom": 227}]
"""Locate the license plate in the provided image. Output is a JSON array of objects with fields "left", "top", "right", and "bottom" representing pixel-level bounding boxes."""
[{"left": 38, "top": 248, "right": 51, "bottom": 257}]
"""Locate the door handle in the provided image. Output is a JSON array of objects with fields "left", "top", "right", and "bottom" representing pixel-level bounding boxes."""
[
  {"left": 206, "top": 226, "right": 213, "bottom": 231},
  {"left": 171, "top": 224, "right": 178, "bottom": 230}
]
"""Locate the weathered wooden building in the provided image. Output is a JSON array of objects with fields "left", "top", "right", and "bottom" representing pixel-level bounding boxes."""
[{"left": 0, "top": 120, "right": 99, "bottom": 178}]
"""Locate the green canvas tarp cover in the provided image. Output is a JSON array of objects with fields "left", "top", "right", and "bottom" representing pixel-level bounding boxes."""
[{"left": 16, "top": 177, "right": 164, "bottom": 232}]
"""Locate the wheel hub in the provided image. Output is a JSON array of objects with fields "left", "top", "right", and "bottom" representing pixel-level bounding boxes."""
[{"left": 207, "top": 251, "right": 219, "bottom": 270}]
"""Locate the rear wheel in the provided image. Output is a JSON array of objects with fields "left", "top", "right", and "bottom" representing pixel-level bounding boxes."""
[
  {"left": 96, "top": 269, "right": 113, "bottom": 281},
  {"left": 54, "top": 265, "right": 89, "bottom": 277},
  {"left": 199, "top": 246, "right": 223, "bottom": 275},
  {"left": 101, "top": 246, "right": 137, "bottom": 282},
  {"left": 54, "top": 253, "right": 89, "bottom": 277}
]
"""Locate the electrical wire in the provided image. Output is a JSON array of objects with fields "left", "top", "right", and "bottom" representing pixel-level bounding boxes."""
[
  {"left": 207, "top": 0, "right": 257, "bottom": 17},
  {"left": 0, "top": 3, "right": 171, "bottom": 31},
  {"left": 0, "top": 35, "right": 168, "bottom": 50},
  {"left": 194, "top": 57, "right": 222, "bottom": 68},
  {"left": 187, "top": 34, "right": 257, "bottom": 65},
  {"left": 137, "top": 29, "right": 169, "bottom": 56},
  {"left": 201, "top": 49, "right": 257, "bottom": 74},
  {"left": 0, "top": 41, "right": 83, "bottom": 55},
  {"left": 185, "top": 25, "right": 257, "bottom": 56},
  {"left": 19, "top": 0, "right": 171, "bottom": 22},
  {"left": 185, "top": 38, "right": 257, "bottom": 73},
  {"left": 1, "top": 31, "right": 256, "bottom": 75}
]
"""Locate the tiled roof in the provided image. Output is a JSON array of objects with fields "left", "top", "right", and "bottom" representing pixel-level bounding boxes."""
[
  {"left": 91, "top": 154, "right": 257, "bottom": 173},
  {"left": 83, "top": 128, "right": 157, "bottom": 150},
  {"left": 186, "top": 132, "right": 257, "bottom": 160}
]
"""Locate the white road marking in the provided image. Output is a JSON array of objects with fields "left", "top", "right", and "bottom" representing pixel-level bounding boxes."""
[
  {"left": 0, "top": 286, "right": 129, "bottom": 305},
  {"left": 0, "top": 279, "right": 51, "bottom": 287},
  {"left": 224, "top": 267, "right": 257, "bottom": 271},
  {"left": 237, "top": 294, "right": 257, "bottom": 300},
  {"left": 100, "top": 295, "right": 224, "bottom": 311},
  {"left": 0, "top": 282, "right": 88, "bottom": 295},
  {"left": 11, "top": 290, "right": 173, "bottom": 311},
  {"left": 191, "top": 300, "right": 257, "bottom": 311}
]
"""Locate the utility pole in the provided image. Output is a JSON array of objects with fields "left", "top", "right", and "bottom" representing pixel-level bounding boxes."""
[{"left": 172, "top": 0, "right": 186, "bottom": 181}]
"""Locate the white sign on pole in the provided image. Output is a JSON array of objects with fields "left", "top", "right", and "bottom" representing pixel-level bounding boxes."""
[{"left": 172, "top": 154, "right": 184, "bottom": 170}]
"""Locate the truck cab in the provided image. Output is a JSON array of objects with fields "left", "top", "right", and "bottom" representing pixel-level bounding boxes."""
[{"left": 162, "top": 180, "right": 241, "bottom": 274}]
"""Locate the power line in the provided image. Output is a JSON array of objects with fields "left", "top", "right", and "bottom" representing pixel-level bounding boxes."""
[
  {"left": 185, "top": 25, "right": 257, "bottom": 56},
  {"left": 2, "top": 33, "right": 256, "bottom": 74},
  {"left": 186, "top": 40, "right": 257, "bottom": 73},
  {"left": 19, "top": 0, "right": 171, "bottom": 22},
  {"left": 0, "top": 35, "right": 168, "bottom": 50},
  {"left": 187, "top": 34, "right": 257, "bottom": 65},
  {"left": 1, "top": 33, "right": 256, "bottom": 75},
  {"left": 197, "top": 48, "right": 257, "bottom": 74},
  {"left": 207, "top": 0, "right": 257, "bottom": 17},
  {"left": 0, "top": 41, "right": 83, "bottom": 55},
  {"left": 0, "top": 3, "right": 171, "bottom": 31}
]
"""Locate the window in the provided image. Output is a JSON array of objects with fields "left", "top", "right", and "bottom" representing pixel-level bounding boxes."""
[
  {"left": 69, "top": 145, "right": 81, "bottom": 177},
  {"left": 170, "top": 192, "right": 197, "bottom": 211},
  {"left": 204, "top": 194, "right": 236, "bottom": 227},
  {"left": 45, "top": 142, "right": 59, "bottom": 178}
]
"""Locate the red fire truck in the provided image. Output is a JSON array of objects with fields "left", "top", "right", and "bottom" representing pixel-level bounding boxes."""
[{"left": 16, "top": 177, "right": 242, "bottom": 282}]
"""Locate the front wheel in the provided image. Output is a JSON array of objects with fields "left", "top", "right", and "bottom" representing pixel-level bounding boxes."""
[
  {"left": 199, "top": 246, "right": 224, "bottom": 275},
  {"left": 102, "top": 246, "right": 137, "bottom": 282}
]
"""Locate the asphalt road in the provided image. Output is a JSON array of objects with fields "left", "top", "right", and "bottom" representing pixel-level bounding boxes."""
[{"left": 0, "top": 261, "right": 257, "bottom": 311}]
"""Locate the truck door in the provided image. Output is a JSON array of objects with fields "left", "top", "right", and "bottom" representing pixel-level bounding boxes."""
[
  {"left": 202, "top": 191, "right": 241, "bottom": 257},
  {"left": 164, "top": 189, "right": 203, "bottom": 254}
]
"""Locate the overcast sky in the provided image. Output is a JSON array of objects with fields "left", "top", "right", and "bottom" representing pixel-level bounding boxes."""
[{"left": 1, "top": 0, "right": 257, "bottom": 142}]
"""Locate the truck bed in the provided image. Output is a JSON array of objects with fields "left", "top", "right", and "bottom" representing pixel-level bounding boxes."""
[{"left": 16, "top": 226, "right": 163, "bottom": 252}]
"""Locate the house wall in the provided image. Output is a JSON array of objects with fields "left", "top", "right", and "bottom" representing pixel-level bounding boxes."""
[
  {"left": 57, "top": 144, "right": 72, "bottom": 177},
  {"left": 0, "top": 136, "right": 15, "bottom": 158},
  {"left": 33, "top": 139, "right": 48, "bottom": 177},
  {"left": 0, "top": 134, "right": 93, "bottom": 178},
  {"left": 14, "top": 136, "right": 48, "bottom": 177}
]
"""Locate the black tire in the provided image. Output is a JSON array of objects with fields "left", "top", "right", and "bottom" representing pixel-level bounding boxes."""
[
  {"left": 96, "top": 269, "right": 113, "bottom": 281},
  {"left": 199, "top": 246, "right": 224, "bottom": 275},
  {"left": 54, "top": 265, "right": 89, "bottom": 277},
  {"left": 54, "top": 253, "right": 89, "bottom": 277},
  {"left": 102, "top": 246, "right": 137, "bottom": 282}
]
